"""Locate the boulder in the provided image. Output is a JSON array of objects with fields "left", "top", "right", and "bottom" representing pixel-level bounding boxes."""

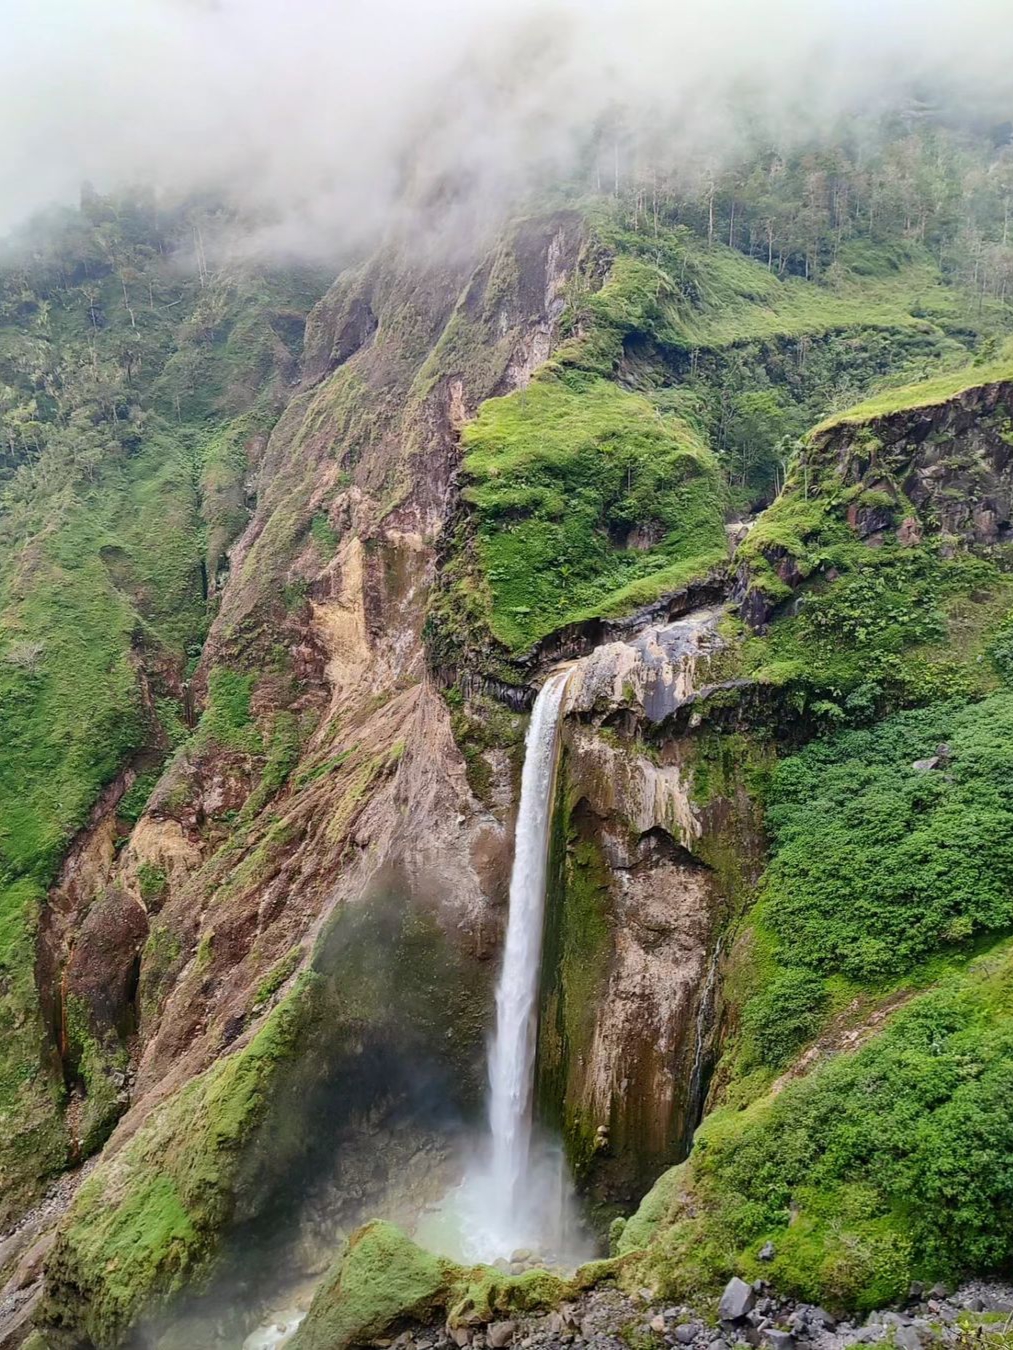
[
  {"left": 719, "top": 1277, "right": 756, "bottom": 1322},
  {"left": 892, "top": 1327, "right": 923, "bottom": 1350},
  {"left": 911, "top": 757, "right": 939, "bottom": 773},
  {"left": 766, "top": 1333, "right": 794, "bottom": 1350},
  {"left": 487, "top": 1322, "right": 516, "bottom": 1348}
]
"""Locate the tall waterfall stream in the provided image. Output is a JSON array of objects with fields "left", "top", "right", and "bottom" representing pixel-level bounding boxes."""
[
  {"left": 487, "top": 670, "right": 571, "bottom": 1239},
  {"left": 419, "top": 669, "right": 589, "bottom": 1266},
  {"left": 247, "top": 610, "right": 724, "bottom": 1344}
]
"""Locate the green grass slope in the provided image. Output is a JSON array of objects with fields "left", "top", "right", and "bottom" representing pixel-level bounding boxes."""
[
  {"left": 460, "top": 371, "right": 727, "bottom": 649},
  {"left": 0, "top": 195, "right": 325, "bottom": 1217},
  {"left": 619, "top": 940, "right": 1013, "bottom": 1312}
]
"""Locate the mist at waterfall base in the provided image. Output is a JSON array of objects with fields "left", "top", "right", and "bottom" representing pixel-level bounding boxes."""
[{"left": 418, "top": 673, "right": 595, "bottom": 1269}]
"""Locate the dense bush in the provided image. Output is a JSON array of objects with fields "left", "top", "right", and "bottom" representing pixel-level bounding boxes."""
[
  {"left": 762, "top": 693, "right": 1013, "bottom": 981},
  {"left": 711, "top": 965, "right": 1013, "bottom": 1299},
  {"left": 739, "top": 968, "right": 829, "bottom": 1068},
  {"left": 633, "top": 950, "right": 1013, "bottom": 1310}
]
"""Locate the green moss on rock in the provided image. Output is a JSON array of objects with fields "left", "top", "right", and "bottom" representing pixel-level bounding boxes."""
[
  {"left": 291, "top": 1222, "right": 463, "bottom": 1350},
  {"left": 291, "top": 1221, "right": 576, "bottom": 1350},
  {"left": 38, "top": 980, "right": 316, "bottom": 1347},
  {"left": 537, "top": 772, "right": 614, "bottom": 1185}
]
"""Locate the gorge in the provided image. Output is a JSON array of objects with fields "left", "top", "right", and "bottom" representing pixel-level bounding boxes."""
[{"left": 3, "top": 51, "right": 1013, "bottom": 1350}]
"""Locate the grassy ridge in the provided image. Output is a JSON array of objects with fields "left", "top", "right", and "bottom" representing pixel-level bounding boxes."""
[
  {"left": 460, "top": 371, "right": 727, "bottom": 649},
  {"left": 813, "top": 337, "right": 1013, "bottom": 431},
  {"left": 574, "top": 229, "right": 977, "bottom": 357}
]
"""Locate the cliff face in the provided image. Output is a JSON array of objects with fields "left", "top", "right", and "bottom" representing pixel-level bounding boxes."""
[
  {"left": 13, "top": 214, "right": 591, "bottom": 1344},
  {"left": 536, "top": 612, "right": 766, "bottom": 1213},
  {"left": 7, "top": 176, "right": 1013, "bottom": 1350}
]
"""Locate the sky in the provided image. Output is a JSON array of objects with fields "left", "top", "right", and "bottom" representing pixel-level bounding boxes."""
[{"left": 1, "top": 0, "right": 1012, "bottom": 253}]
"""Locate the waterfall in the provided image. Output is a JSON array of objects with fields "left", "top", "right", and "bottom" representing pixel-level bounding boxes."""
[
  {"left": 486, "top": 669, "right": 571, "bottom": 1229},
  {"left": 418, "top": 669, "right": 583, "bottom": 1263}
]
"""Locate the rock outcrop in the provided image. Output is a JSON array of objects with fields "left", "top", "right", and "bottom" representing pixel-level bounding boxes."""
[
  {"left": 537, "top": 610, "right": 765, "bottom": 1208},
  {"left": 737, "top": 380, "right": 1013, "bottom": 630}
]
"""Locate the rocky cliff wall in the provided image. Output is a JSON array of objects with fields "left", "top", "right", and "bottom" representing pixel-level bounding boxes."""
[
  {"left": 24, "top": 214, "right": 593, "bottom": 1345},
  {"left": 535, "top": 612, "right": 767, "bottom": 1217}
]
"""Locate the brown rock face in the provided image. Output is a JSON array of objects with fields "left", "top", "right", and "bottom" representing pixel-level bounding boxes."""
[
  {"left": 831, "top": 382, "right": 1013, "bottom": 548},
  {"left": 536, "top": 610, "right": 765, "bottom": 1206},
  {"left": 63, "top": 888, "right": 147, "bottom": 1044},
  {"left": 20, "top": 214, "right": 587, "bottom": 1265}
]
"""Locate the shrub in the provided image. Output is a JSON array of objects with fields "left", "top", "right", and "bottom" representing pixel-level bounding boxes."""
[
  {"left": 740, "top": 969, "right": 829, "bottom": 1068},
  {"left": 761, "top": 694, "right": 1013, "bottom": 981}
]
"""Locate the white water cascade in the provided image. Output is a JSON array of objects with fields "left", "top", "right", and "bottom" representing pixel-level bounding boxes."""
[
  {"left": 419, "top": 669, "right": 587, "bottom": 1264},
  {"left": 486, "top": 669, "right": 571, "bottom": 1230}
]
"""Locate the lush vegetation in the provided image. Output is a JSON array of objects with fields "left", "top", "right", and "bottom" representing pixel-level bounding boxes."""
[
  {"left": 732, "top": 695, "right": 1013, "bottom": 1075},
  {"left": 460, "top": 371, "right": 726, "bottom": 648},
  {"left": 436, "top": 120, "right": 1013, "bottom": 668},
  {"left": 0, "top": 191, "right": 324, "bottom": 1214},
  {"left": 621, "top": 944, "right": 1013, "bottom": 1312},
  {"left": 814, "top": 336, "right": 1013, "bottom": 430},
  {"left": 765, "top": 696, "right": 1013, "bottom": 978}
]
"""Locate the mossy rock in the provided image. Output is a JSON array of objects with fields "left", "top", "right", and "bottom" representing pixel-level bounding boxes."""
[
  {"left": 38, "top": 981, "right": 316, "bottom": 1347},
  {"left": 291, "top": 1222, "right": 577, "bottom": 1350},
  {"left": 291, "top": 1222, "right": 465, "bottom": 1350}
]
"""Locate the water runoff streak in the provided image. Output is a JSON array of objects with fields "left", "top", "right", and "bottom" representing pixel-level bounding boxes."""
[{"left": 421, "top": 670, "right": 588, "bottom": 1264}]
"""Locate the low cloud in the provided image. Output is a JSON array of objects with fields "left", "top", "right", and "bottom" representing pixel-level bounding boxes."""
[{"left": 1, "top": 0, "right": 1011, "bottom": 254}]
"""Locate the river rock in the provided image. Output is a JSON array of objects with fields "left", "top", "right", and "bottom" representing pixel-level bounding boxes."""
[
  {"left": 719, "top": 1277, "right": 756, "bottom": 1322},
  {"left": 765, "top": 1333, "right": 794, "bottom": 1350},
  {"left": 893, "top": 1327, "right": 923, "bottom": 1350}
]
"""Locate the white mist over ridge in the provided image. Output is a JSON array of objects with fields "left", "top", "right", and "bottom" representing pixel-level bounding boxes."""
[{"left": 2, "top": 0, "right": 1013, "bottom": 250}]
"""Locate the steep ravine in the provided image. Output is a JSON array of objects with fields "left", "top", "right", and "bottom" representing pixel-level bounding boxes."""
[
  {"left": 6, "top": 213, "right": 591, "bottom": 1348},
  {"left": 8, "top": 213, "right": 1013, "bottom": 1350}
]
